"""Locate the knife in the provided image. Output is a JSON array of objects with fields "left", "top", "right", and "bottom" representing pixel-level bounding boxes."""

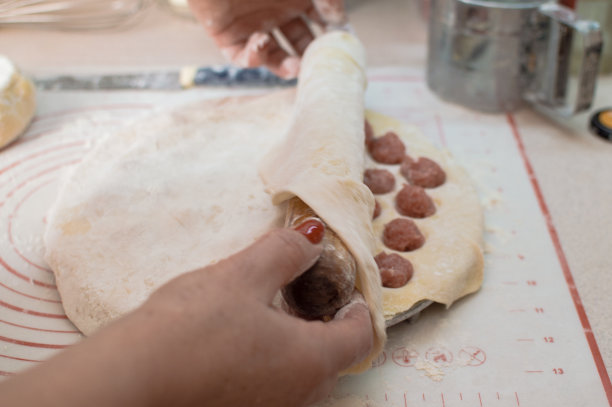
[{"left": 33, "top": 66, "right": 297, "bottom": 91}]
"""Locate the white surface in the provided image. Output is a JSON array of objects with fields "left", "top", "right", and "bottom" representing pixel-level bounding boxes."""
[{"left": 0, "top": 67, "right": 609, "bottom": 405}]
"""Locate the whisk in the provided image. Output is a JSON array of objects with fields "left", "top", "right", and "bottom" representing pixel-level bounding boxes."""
[{"left": 0, "top": 0, "right": 147, "bottom": 30}]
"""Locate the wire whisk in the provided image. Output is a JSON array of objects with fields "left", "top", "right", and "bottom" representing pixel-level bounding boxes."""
[{"left": 0, "top": 0, "right": 147, "bottom": 30}]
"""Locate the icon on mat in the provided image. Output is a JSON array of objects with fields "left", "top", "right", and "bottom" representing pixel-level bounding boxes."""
[
  {"left": 425, "top": 346, "right": 453, "bottom": 366},
  {"left": 392, "top": 348, "right": 418, "bottom": 367},
  {"left": 458, "top": 347, "right": 486, "bottom": 366}
]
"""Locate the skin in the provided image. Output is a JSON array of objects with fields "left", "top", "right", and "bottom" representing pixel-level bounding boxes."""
[
  {"left": 187, "top": 0, "right": 345, "bottom": 77},
  {"left": 0, "top": 229, "right": 373, "bottom": 407}
]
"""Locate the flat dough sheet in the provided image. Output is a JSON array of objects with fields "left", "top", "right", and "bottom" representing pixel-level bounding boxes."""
[
  {"left": 365, "top": 111, "right": 484, "bottom": 319},
  {"left": 45, "top": 91, "right": 294, "bottom": 335},
  {"left": 44, "top": 33, "right": 483, "bottom": 375}
]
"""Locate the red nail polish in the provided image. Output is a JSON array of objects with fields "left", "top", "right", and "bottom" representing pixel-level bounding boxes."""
[{"left": 293, "top": 219, "right": 325, "bottom": 244}]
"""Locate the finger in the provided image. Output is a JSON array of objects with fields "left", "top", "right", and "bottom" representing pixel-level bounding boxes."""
[
  {"left": 220, "top": 31, "right": 274, "bottom": 68},
  {"left": 305, "top": 5, "right": 327, "bottom": 27},
  {"left": 315, "top": 293, "right": 374, "bottom": 372},
  {"left": 222, "top": 31, "right": 301, "bottom": 78},
  {"left": 279, "top": 17, "right": 315, "bottom": 56},
  {"left": 313, "top": 0, "right": 347, "bottom": 25},
  {"left": 266, "top": 55, "right": 301, "bottom": 79},
  {"left": 226, "top": 228, "right": 322, "bottom": 302}
]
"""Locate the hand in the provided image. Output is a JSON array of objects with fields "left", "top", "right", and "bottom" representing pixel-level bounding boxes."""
[
  {"left": 187, "top": 0, "right": 345, "bottom": 78},
  {"left": 0, "top": 228, "right": 373, "bottom": 407}
]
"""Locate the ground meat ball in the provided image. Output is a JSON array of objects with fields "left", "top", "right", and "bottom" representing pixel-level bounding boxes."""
[
  {"left": 395, "top": 184, "right": 436, "bottom": 218},
  {"left": 365, "top": 120, "right": 375, "bottom": 147},
  {"left": 383, "top": 218, "right": 425, "bottom": 251},
  {"left": 400, "top": 156, "right": 446, "bottom": 188},
  {"left": 373, "top": 200, "right": 382, "bottom": 220},
  {"left": 368, "top": 131, "right": 406, "bottom": 164},
  {"left": 375, "top": 252, "right": 414, "bottom": 288},
  {"left": 364, "top": 168, "right": 395, "bottom": 194}
]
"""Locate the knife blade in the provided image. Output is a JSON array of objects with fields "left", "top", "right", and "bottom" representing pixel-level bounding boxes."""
[{"left": 33, "top": 66, "right": 297, "bottom": 91}]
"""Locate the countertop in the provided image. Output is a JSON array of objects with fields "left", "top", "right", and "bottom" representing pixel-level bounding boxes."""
[{"left": 1, "top": 0, "right": 610, "bottom": 384}]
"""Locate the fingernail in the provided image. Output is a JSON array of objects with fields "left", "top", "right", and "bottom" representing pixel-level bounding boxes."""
[{"left": 293, "top": 219, "right": 325, "bottom": 244}]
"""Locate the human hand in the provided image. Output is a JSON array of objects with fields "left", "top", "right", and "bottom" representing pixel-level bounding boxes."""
[
  {"left": 187, "top": 0, "right": 345, "bottom": 78},
  {"left": 136, "top": 227, "right": 373, "bottom": 406},
  {"left": 0, "top": 226, "right": 373, "bottom": 407}
]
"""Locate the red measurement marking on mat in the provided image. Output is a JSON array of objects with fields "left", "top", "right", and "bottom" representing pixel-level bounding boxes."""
[
  {"left": 0, "top": 299, "right": 66, "bottom": 319},
  {"left": 507, "top": 114, "right": 612, "bottom": 403},
  {"left": 0, "top": 335, "right": 68, "bottom": 349},
  {"left": 434, "top": 115, "right": 448, "bottom": 147},
  {"left": 525, "top": 370, "right": 544, "bottom": 373},
  {"left": 426, "top": 347, "right": 453, "bottom": 366},
  {"left": 478, "top": 392, "right": 483, "bottom": 407},
  {"left": 458, "top": 347, "right": 486, "bottom": 366},
  {"left": 516, "top": 338, "right": 534, "bottom": 342},
  {"left": 515, "top": 392, "right": 520, "bottom": 406},
  {"left": 0, "top": 256, "right": 56, "bottom": 289},
  {"left": 0, "top": 280, "right": 61, "bottom": 304},
  {"left": 0, "top": 353, "right": 41, "bottom": 363},
  {"left": 0, "top": 318, "right": 79, "bottom": 334},
  {"left": 441, "top": 393, "right": 445, "bottom": 407},
  {"left": 392, "top": 348, "right": 418, "bottom": 367}
]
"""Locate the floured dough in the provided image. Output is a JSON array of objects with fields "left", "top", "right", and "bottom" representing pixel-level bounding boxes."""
[
  {"left": 260, "top": 32, "right": 385, "bottom": 373},
  {"left": 365, "top": 111, "right": 484, "bottom": 319},
  {"left": 44, "top": 32, "right": 483, "bottom": 375},
  {"left": 45, "top": 91, "right": 294, "bottom": 334},
  {"left": 0, "top": 55, "right": 36, "bottom": 148}
]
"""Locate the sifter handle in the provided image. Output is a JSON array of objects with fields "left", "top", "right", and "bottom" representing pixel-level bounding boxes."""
[{"left": 531, "top": 3, "right": 603, "bottom": 116}]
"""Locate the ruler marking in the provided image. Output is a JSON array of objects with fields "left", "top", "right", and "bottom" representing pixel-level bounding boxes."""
[{"left": 507, "top": 113, "right": 612, "bottom": 404}]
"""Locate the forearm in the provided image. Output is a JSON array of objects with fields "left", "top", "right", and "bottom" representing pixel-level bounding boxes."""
[{"left": 0, "top": 311, "right": 158, "bottom": 407}]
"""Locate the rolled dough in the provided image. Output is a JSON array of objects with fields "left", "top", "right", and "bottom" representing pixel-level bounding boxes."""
[
  {"left": 260, "top": 32, "right": 385, "bottom": 373},
  {"left": 44, "top": 33, "right": 483, "bottom": 375}
]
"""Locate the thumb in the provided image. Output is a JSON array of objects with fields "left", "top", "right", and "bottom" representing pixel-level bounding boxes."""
[{"left": 226, "top": 226, "right": 323, "bottom": 302}]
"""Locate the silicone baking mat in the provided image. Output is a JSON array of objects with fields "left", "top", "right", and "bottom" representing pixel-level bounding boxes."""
[{"left": 0, "top": 68, "right": 610, "bottom": 406}]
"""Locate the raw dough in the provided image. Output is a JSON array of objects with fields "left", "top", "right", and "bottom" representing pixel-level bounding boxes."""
[
  {"left": 44, "top": 32, "right": 483, "bottom": 374},
  {"left": 0, "top": 55, "right": 36, "bottom": 148},
  {"left": 45, "top": 91, "right": 294, "bottom": 335},
  {"left": 260, "top": 32, "right": 385, "bottom": 373},
  {"left": 365, "top": 111, "right": 484, "bottom": 319}
]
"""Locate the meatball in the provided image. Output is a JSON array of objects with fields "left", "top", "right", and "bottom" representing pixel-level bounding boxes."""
[
  {"left": 395, "top": 184, "right": 436, "bottom": 218},
  {"left": 364, "top": 168, "right": 395, "bottom": 194},
  {"left": 382, "top": 218, "right": 425, "bottom": 252}
]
